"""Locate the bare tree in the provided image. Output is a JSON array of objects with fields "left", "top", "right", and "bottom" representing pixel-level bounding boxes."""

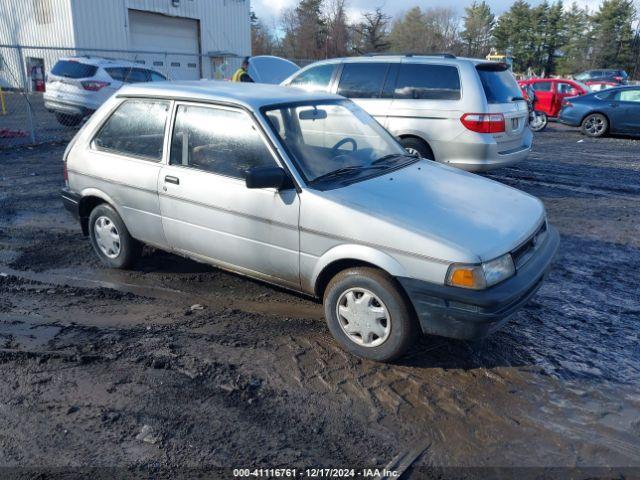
[{"left": 351, "top": 7, "right": 391, "bottom": 54}]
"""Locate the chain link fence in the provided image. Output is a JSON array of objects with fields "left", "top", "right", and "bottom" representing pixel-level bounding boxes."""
[{"left": 0, "top": 44, "right": 308, "bottom": 149}]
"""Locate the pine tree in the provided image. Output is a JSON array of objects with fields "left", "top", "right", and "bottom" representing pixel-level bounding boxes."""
[
  {"left": 590, "top": 0, "right": 636, "bottom": 70},
  {"left": 461, "top": 1, "right": 495, "bottom": 58}
]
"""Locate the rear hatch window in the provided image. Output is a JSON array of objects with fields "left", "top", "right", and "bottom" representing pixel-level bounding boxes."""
[
  {"left": 476, "top": 64, "right": 522, "bottom": 104},
  {"left": 51, "top": 60, "right": 98, "bottom": 79}
]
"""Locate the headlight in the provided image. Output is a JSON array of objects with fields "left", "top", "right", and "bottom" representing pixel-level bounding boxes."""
[{"left": 446, "top": 253, "right": 515, "bottom": 290}]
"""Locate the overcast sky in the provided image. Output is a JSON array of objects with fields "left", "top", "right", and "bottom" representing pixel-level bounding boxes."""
[{"left": 251, "top": 0, "right": 607, "bottom": 25}]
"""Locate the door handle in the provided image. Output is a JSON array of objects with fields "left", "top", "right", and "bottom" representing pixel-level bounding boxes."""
[
  {"left": 610, "top": 102, "right": 620, "bottom": 108},
  {"left": 165, "top": 175, "right": 180, "bottom": 185}
]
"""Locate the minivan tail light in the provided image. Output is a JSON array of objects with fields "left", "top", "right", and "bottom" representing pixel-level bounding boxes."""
[
  {"left": 81, "top": 80, "right": 110, "bottom": 91},
  {"left": 460, "top": 113, "right": 505, "bottom": 134}
]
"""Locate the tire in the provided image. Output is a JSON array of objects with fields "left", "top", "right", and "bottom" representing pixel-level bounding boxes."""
[
  {"left": 88, "top": 204, "right": 141, "bottom": 269},
  {"left": 400, "top": 137, "right": 435, "bottom": 160},
  {"left": 323, "top": 267, "right": 418, "bottom": 362},
  {"left": 55, "top": 112, "right": 82, "bottom": 127},
  {"left": 581, "top": 113, "right": 608, "bottom": 138},
  {"left": 529, "top": 110, "right": 548, "bottom": 132}
]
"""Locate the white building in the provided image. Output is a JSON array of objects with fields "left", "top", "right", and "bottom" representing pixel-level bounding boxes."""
[{"left": 0, "top": 0, "right": 250, "bottom": 88}]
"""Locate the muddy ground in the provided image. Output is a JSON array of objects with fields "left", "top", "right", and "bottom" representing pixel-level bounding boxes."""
[{"left": 0, "top": 124, "right": 639, "bottom": 479}]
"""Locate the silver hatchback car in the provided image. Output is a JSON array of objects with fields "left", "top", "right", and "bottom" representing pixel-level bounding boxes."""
[
  {"left": 282, "top": 54, "right": 532, "bottom": 171},
  {"left": 61, "top": 81, "right": 558, "bottom": 361}
]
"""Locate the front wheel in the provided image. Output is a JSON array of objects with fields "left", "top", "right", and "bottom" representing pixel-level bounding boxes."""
[
  {"left": 581, "top": 113, "right": 608, "bottom": 137},
  {"left": 323, "top": 267, "right": 418, "bottom": 362},
  {"left": 529, "top": 110, "right": 548, "bottom": 132},
  {"left": 88, "top": 204, "right": 141, "bottom": 269}
]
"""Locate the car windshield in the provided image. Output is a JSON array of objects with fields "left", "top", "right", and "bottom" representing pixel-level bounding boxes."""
[{"left": 263, "top": 100, "right": 412, "bottom": 185}]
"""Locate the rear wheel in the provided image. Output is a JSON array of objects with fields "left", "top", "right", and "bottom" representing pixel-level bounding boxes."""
[
  {"left": 529, "top": 110, "right": 548, "bottom": 132},
  {"left": 581, "top": 113, "right": 608, "bottom": 137},
  {"left": 400, "top": 137, "right": 434, "bottom": 160},
  {"left": 88, "top": 204, "right": 141, "bottom": 269},
  {"left": 323, "top": 267, "right": 418, "bottom": 362},
  {"left": 55, "top": 112, "right": 82, "bottom": 127}
]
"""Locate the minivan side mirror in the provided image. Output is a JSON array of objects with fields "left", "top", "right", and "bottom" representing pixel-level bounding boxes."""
[{"left": 245, "top": 166, "right": 294, "bottom": 190}]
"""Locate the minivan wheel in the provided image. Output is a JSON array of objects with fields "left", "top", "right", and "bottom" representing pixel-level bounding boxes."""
[
  {"left": 55, "top": 113, "right": 82, "bottom": 127},
  {"left": 400, "top": 137, "right": 434, "bottom": 160},
  {"left": 324, "top": 267, "right": 418, "bottom": 362},
  {"left": 581, "top": 113, "right": 608, "bottom": 137},
  {"left": 88, "top": 204, "right": 141, "bottom": 269}
]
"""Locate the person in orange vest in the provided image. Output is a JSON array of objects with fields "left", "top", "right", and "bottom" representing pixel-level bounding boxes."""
[{"left": 231, "top": 57, "right": 254, "bottom": 83}]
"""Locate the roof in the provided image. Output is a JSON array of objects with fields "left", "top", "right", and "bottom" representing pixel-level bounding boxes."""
[
  {"left": 117, "top": 80, "right": 342, "bottom": 109},
  {"left": 302, "top": 55, "right": 494, "bottom": 67},
  {"left": 59, "top": 56, "right": 145, "bottom": 68}
]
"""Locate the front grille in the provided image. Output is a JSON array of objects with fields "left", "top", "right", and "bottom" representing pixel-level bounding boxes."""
[{"left": 512, "top": 221, "right": 547, "bottom": 269}]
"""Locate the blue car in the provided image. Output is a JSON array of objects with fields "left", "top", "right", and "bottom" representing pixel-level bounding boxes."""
[{"left": 559, "top": 86, "right": 640, "bottom": 137}]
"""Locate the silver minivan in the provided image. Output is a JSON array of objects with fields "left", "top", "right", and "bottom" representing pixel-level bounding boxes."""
[
  {"left": 282, "top": 54, "right": 532, "bottom": 171},
  {"left": 61, "top": 81, "right": 558, "bottom": 361}
]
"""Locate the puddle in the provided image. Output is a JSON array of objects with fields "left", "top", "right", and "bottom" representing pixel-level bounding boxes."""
[{"left": 0, "top": 314, "right": 62, "bottom": 350}]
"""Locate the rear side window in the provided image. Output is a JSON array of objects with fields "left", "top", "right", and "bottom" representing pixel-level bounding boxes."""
[
  {"left": 394, "top": 64, "right": 461, "bottom": 100},
  {"left": 169, "top": 105, "right": 276, "bottom": 179},
  {"left": 51, "top": 60, "right": 98, "bottom": 79},
  {"left": 289, "top": 64, "right": 335, "bottom": 92},
  {"left": 92, "top": 99, "right": 170, "bottom": 161},
  {"left": 338, "top": 63, "right": 389, "bottom": 99},
  {"left": 105, "top": 67, "right": 166, "bottom": 83},
  {"left": 616, "top": 89, "right": 640, "bottom": 103},
  {"left": 477, "top": 66, "right": 524, "bottom": 103}
]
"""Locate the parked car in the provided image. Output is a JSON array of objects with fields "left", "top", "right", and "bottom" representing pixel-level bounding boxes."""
[
  {"left": 60, "top": 81, "right": 559, "bottom": 361},
  {"left": 574, "top": 69, "right": 628, "bottom": 85},
  {"left": 584, "top": 80, "right": 618, "bottom": 92},
  {"left": 44, "top": 56, "right": 166, "bottom": 126},
  {"left": 559, "top": 86, "right": 640, "bottom": 137},
  {"left": 281, "top": 54, "right": 531, "bottom": 172},
  {"left": 518, "top": 78, "right": 590, "bottom": 118}
]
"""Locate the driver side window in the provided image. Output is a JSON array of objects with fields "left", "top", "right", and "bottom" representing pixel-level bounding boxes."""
[{"left": 169, "top": 104, "right": 277, "bottom": 179}]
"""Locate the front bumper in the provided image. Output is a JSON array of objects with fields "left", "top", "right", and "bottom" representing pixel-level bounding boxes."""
[{"left": 398, "top": 225, "right": 560, "bottom": 340}]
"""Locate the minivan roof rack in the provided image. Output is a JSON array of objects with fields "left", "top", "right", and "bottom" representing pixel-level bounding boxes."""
[{"left": 363, "top": 52, "right": 456, "bottom": 59}]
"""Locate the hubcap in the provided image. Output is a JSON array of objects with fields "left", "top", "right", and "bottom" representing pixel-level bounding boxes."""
[
  {"left": 336, "top": 288, "right": 391, "bottom": 347},
  {"left": 530, "top": 112, "right": 546, "bottom": 130},
  {"left": 585, "top": 116, "right": 605, "bottom": 135},
  {"left": 94, "top": 216, "right": 121, "bottom": 259},
  {"left": 405, "top": 147, "right": 421, "bottom": 158}
]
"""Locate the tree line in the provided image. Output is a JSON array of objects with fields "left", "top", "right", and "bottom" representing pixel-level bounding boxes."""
[{"left": 251, "top": 0, "right": 640, "bottom": 78}]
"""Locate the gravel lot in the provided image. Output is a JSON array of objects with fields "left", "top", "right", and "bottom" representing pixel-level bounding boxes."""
[{"left": 0, "top": 124, "right": 639, "bottom": 478}]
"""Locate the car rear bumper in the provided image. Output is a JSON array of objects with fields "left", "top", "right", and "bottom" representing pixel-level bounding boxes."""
[
  {"left": 398, "top": 225, "right": 560, "bottom": 340},
  {"left": 44, "top": 98, "right": 94, "bottom": 117},
  {"left": 61, "top": 187, "right": 81, "bottom": 220},
  {"left": 436, "top": 130, "right": 533, "bottom": 172}
]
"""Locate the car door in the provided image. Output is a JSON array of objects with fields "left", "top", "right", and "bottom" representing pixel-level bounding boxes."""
[
  {"left": 555, "top": 82, "right": 581, "bottom": 117},
  {"left": 610, "top": 88, "right": 640, "bottom": 133},
  {"left": 86, "top": 98, "right": 171, "bottom": 248},
  {"left": 158, "top": 102, "right": 301, "bottom": 288},
  {"left": 531, "top": 81, "right": 554, "bottom": 116},
  {"left": 334, "top": 62, "right": 392, "bottom": 127}
]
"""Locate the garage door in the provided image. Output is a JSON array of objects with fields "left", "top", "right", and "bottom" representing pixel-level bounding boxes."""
[{"left": 128, "top": 10, "right": 201, "bottom": 81}]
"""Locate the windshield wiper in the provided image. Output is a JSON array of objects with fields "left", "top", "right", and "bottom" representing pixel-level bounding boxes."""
[
  {"left": 311, "top": 163, "right": 391, "bottom": 184},
  {"left": 510, "top": 96, "right": 526, "bottom": 102}
]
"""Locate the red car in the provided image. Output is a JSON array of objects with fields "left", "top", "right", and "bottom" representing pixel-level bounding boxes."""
[{"left": 518, "top": 78, "right": 590, "bottom": 118}]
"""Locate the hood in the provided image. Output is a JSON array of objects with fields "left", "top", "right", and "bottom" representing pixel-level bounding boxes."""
[
  {"left": 248, "top": 56, "right": 300, "bottom": 85},
  {"left": 306, "top": 161, "right": 545, "bottom": 263}
]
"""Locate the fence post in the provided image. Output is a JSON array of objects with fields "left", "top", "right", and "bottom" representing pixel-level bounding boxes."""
[{"left": 16, "top": 46, "right": 36, "bottom": 144}]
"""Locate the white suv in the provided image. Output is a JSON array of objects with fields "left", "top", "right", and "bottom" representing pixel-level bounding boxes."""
[{"left": 44, "top": 56, "right": 166, "bottom": 126}]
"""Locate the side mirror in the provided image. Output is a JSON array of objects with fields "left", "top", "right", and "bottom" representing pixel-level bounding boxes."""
[{"left": 245, "top": 166, "right": 294, "bottom": 190}]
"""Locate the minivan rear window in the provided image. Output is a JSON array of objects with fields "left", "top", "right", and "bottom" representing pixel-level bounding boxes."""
[
  {"left": 394, "top": 64, "right": 461, "bottom": 100},
  {"left": 476, "top": 65, "right": 522, "bottom": 104},
  {"left": 51, "top": 60, "right": 98, "bottom": 79}
]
